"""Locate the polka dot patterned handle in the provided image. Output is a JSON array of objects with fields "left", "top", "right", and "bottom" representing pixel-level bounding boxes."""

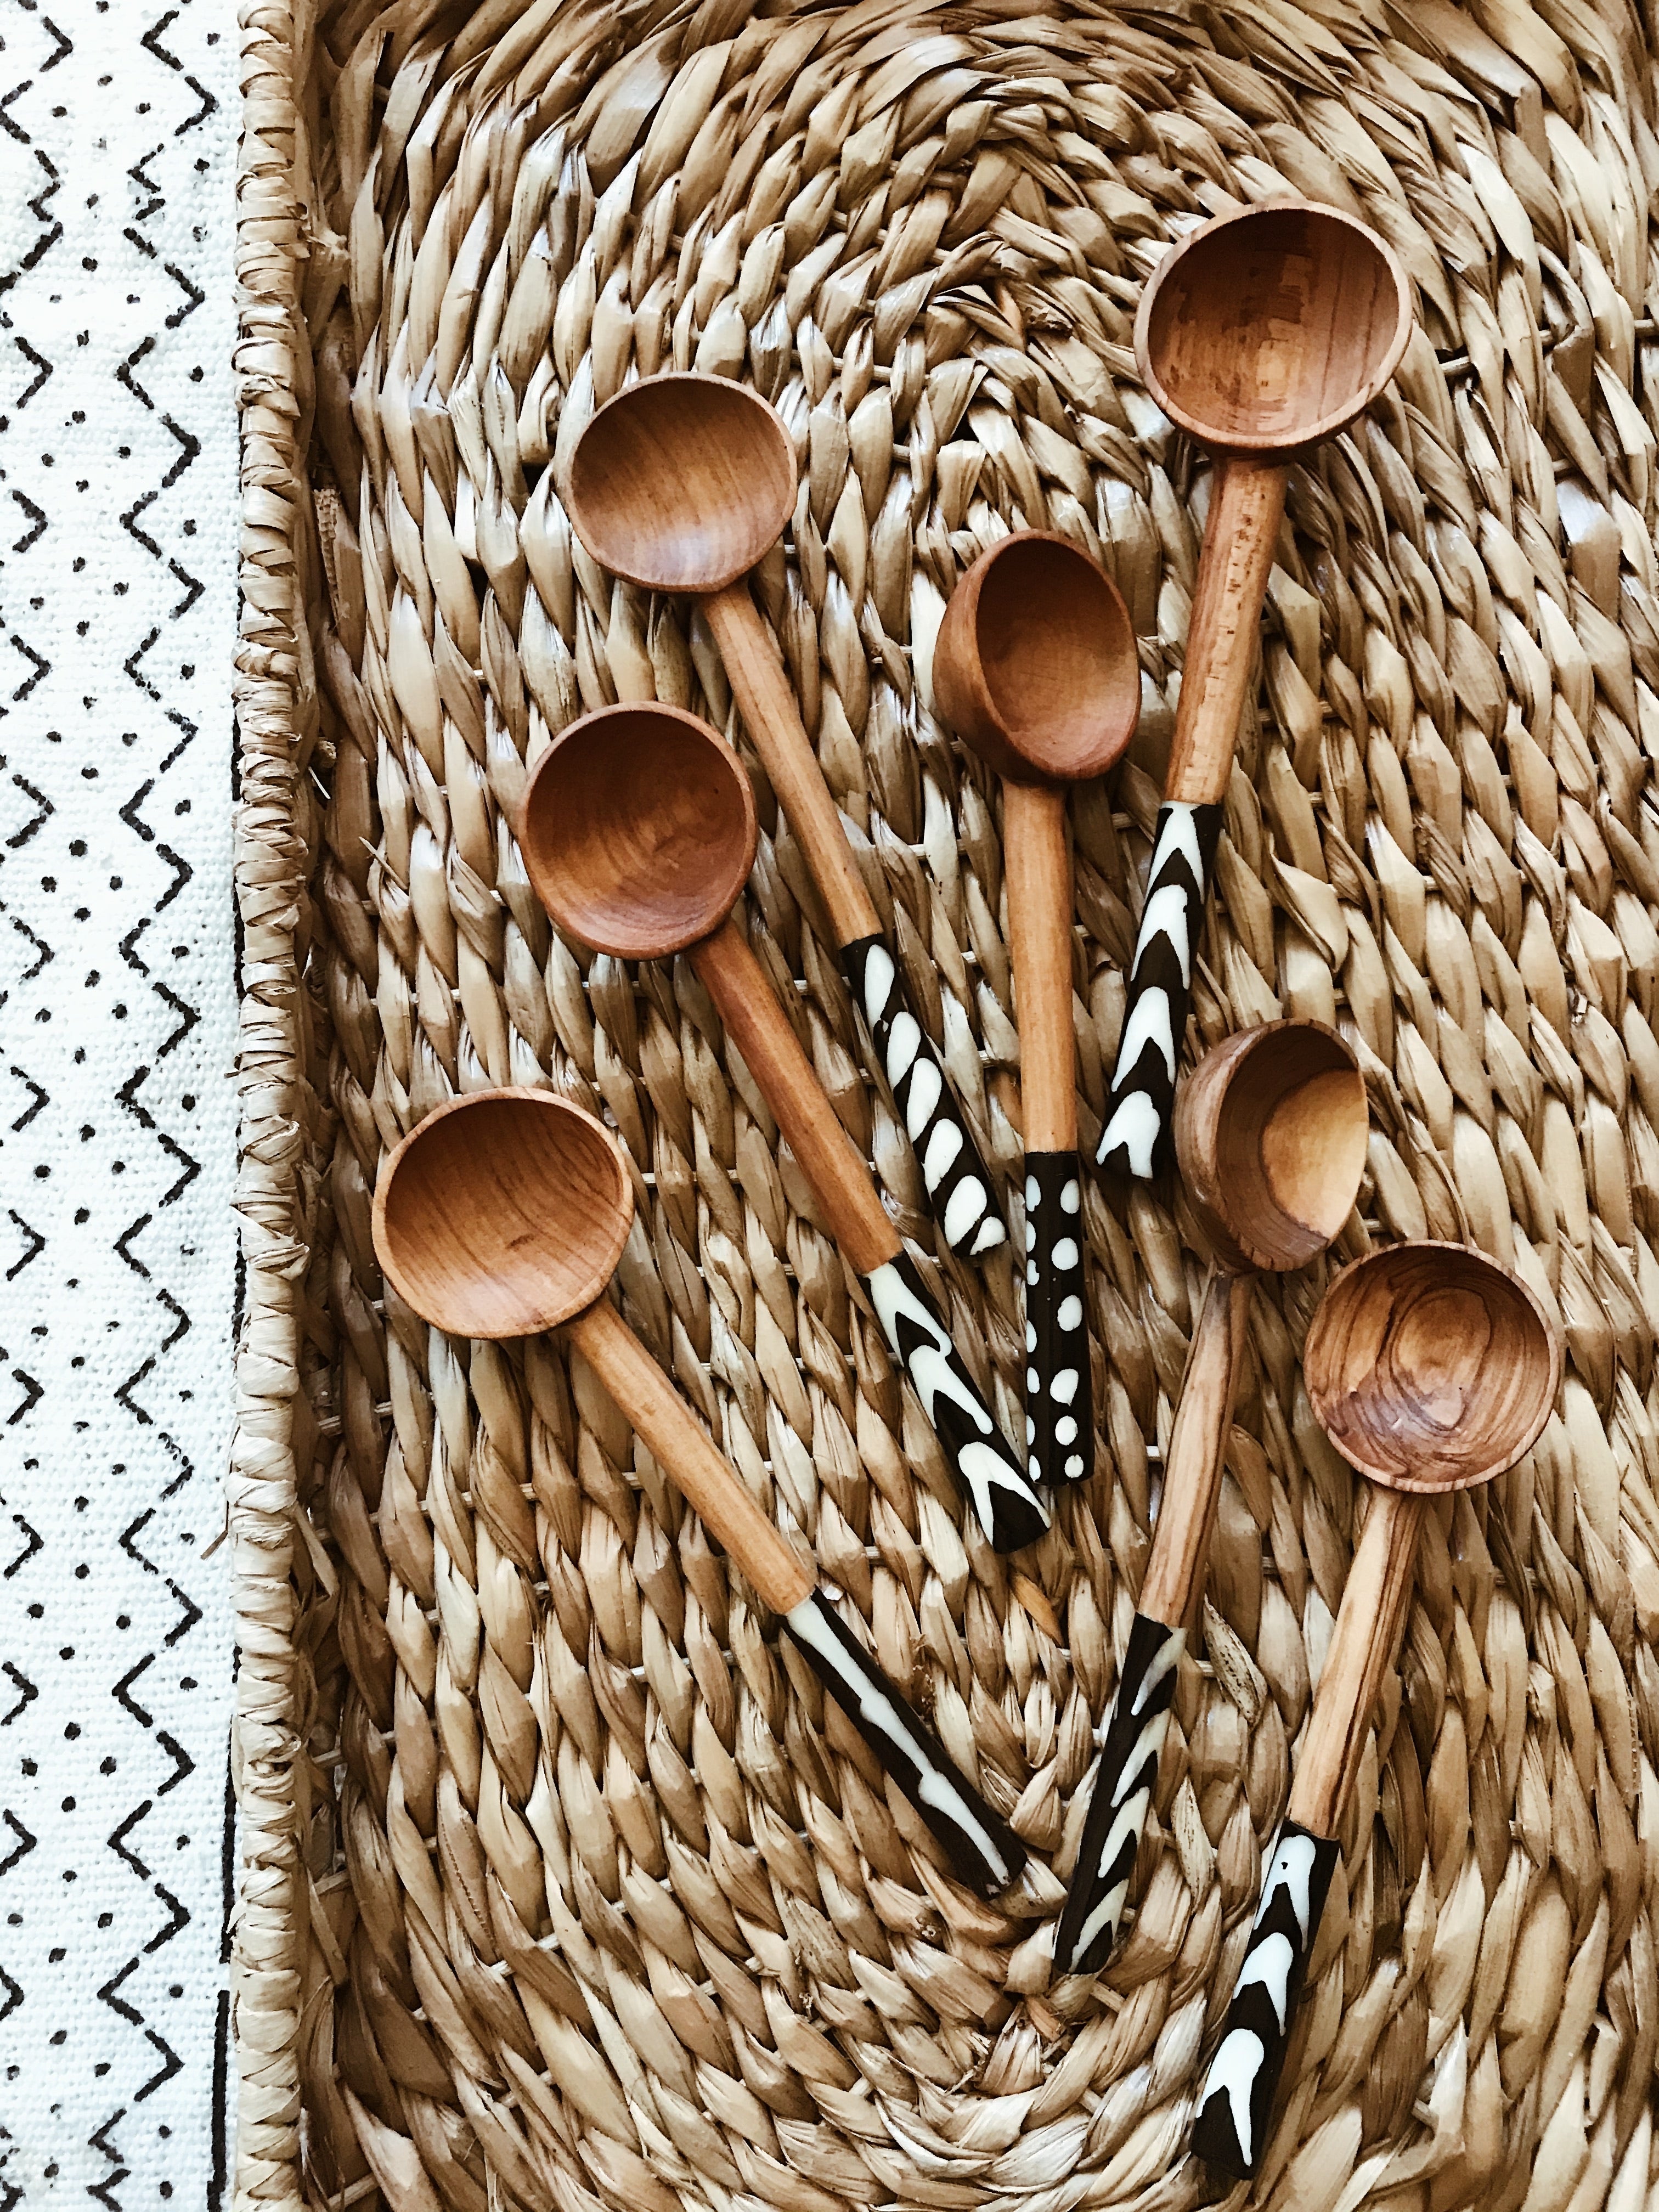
[
  {"left": 843, "top": 936, "right": 1007, "bottom": 1258},
  {"left": 1022, "top": 1152, "right": 1092, "bottom": 1487}
]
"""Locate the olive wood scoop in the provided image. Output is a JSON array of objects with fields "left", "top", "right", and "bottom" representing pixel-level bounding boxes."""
[
  {"left": 1190, "top": 1242, "right": 1559, "bottom": 2175},
  {"left": 1098, "top": 201, "right": 1412, "bottom": 1179},
  {"left": 932, "top": 532, "right": 1140, "bottom": 1490},
  {"left": 518, "top": 702, "right": 1049, "bottom": 1554},
  {"left": 1056, "top": 1019, "right": 1367, "bottom": 1976},
  {"left": 565, "top": 371, "right": 1006, "bottom": 1260},
  {"left": 372, "top": 1089, "right": 1027, "bottom": 1900}
]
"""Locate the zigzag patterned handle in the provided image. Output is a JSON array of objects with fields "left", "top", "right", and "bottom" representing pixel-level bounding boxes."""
[
  {"left": 843, "top": 935, "right": 1006, "bottom": 1258},
  {"left": 1024, "top": 1152, "right": 1091, "bottom": 1487},
  {"left": 1097, "top": 802, "right": 1223, "bottom": 1178},
  {"left": 784, "top": 1589, "right": 1026, "bottom": 1899},
  {"left": 866, "top": 1251, "right": 1049, "bottom": 1554},
  {"left": 1054, "top": 1612, "right": 1184, "bottom": 1975},
  {"left": 1190, "top": 1821, "right": 1340, "bottom": 2177}
]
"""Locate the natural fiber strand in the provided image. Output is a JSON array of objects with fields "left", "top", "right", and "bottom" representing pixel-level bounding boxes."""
[{"left": 235, "top": 0, "right": 1659, "bottom": 2206}]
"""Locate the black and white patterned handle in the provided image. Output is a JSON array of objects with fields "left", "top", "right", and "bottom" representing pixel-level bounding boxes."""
[
  {"left": 843, "top": 935, "right": 1007, "bottom": 1258},
  {"left": 1054, "top": 1612, "right": 1184, "bottom": 1975},
  {"left": 783, "top": 1589, "right": 1026, "bottom": 1898},
  {"left": 1190, "top": 1821, "right": 1340, "bottom": 2177},
  {"left": 1097, "top": 802, "right": 1223, "bottom": 1178},
  {"left": 1024, "top": 1152, "right": 1092, "bottom": 1487},
  {"left": 866, "top": 1250, "right": 1049, "bottom": 1554}
]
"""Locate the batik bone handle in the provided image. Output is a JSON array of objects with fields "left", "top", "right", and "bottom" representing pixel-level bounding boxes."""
[
  {"left": 1190, "top": 1484, "right": 1420, "bottom": 2175},
  {"left": 1098, "top": 460, "right": 1284, "bottom": 1176},
  {"left": 1054, "top": 1269, "right": 1251, "bottom": 1973}
]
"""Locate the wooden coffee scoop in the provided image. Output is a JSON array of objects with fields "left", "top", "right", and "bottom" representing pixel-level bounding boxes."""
[
  {"left": 372, "top": 1089, "right": 1027, "bottom": 1900},
  {"left": 1099, "top": 202, "right": 1412, "bottom": 1178},
  {"left": 517, "top": 702, "right": 1049, "bottom": 1555},
  {"left": 933, "top": 532, "right": 1140, "bottom": 1490},
  {"left": 1056, "top": 1019, "right": 1366, "bottom": 1976},
  {"left": 565, "top": 371, "right": 1006, "bottom": 1260},
  {"left": 1190, "top": 1242, "right": 1559, "bottom": 2176}
]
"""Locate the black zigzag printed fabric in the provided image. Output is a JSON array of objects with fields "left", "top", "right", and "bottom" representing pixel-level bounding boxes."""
[{"left": 0, "top": 3, "right": 236, "bottom": 2199}]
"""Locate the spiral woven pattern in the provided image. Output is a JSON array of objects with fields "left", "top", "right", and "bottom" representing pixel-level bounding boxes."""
[{"left": 233, "top": 0, "right": 1659, "bottom": 2204}]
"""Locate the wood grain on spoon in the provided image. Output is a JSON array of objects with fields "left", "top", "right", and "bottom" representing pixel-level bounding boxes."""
[
  {"left": 1056, "top": 1021, "right": 1367, "bottom": 1978},
  {"left": 564, "top": 373, "right": 1007, "bottom": 1261},
  {"left": 1191, "top": 1241, "right": 1559, "bottom": 2177},
  {"left": 1100, "top": 204, "right": 1412, "bottom": 1181}
]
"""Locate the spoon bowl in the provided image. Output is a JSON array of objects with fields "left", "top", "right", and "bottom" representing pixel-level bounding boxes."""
[
  {"left": 564, "top": 372, "right": 798, "bottom": 594},
  {"left": 373, "top": 1089, "right": 633, "bottom": 1337},
  {"left": 1136, "top": 200, "right": 1412, "bottom": 454},
  {"left": 519, "top": 702, "right": 758, "bottom": 960},
  {"left": 1176, "top": 1018, "right": 1367, "bottom": 1274},
  {"left": 1304, "top": 1242, "right": 1560, "bottom": 1494},
  {"left": 933, "top": 530, "right": 1141, "bottom": 785}
]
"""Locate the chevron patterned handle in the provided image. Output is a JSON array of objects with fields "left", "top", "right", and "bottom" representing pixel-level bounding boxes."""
[
  {"left": 843, "top": 935, "right": 1006, "bottom": 1258},
  {"left": 1023, "top": 1152, "right": 1092, "bottom": 1487},
  {"left": 1097, "top": 802, "right": 1223, "bottom": 1178},
  {"left": 784, "top": 1590, "right": 1026, "bottom": 1898},
  {"left": 1054, "top": 1612, "right": 1184, "bottom": 1975},
  {"left": 866, "top": 1251, "right": 1049, "bottom": 1553},
  {"left": 1190, "top": 1821, "right": 1340, "bottom": 2177}
]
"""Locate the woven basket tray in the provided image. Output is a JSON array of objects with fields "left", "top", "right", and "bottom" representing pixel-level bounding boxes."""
[{"left": 232, "top": 0, "right": 1659, "bottom": 2204}]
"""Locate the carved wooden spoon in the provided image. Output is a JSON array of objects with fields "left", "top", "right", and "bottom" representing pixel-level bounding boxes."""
[
  {"left": 373, "top": 1088, "right": 1027, "bottom": 1900},
  {"left": 1098, "top": 201, "right": 1411, "bottom": 1178},
  {"left": 566, "top": 372, "right": 1006, "bottom": 1259},
  {"left": 517, "top": 701, "right": 1049, "bottom": 1554},
  {"left": 1056, "top": 1019, "right": 1367, "bottom": 1976},
  {"left": 933, "top": 531, "right": 1140, "bottom": 1489},
  {"left": 1190, "top": 1242, "right": 1558, "bottom": 2175}
]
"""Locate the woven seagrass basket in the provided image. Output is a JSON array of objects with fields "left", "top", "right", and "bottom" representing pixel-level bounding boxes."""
[{"left": 233, "top": 0, "right": 1659, "bottom": 2204}]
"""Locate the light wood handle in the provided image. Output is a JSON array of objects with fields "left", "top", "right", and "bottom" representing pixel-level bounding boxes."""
[
  {"left": 1192, "top": 1481, "right": 1422, "bottom": 2179},
  {"left": 1288, "top": 1483, "right": 1425, "bottom": 1837},
  {"left": 1164, "top": 456, "right": 1289, "bottom": 808},
  {"left": 692, "top": 916, "right": 898, "bottom": 1277},
  {"left": 1139, "top": 1267, "right": 1253, "bottom": 1624},
  {"left": 704, "top": 582, "right": 881, "bottom": 949},
  {"left": 1004, "top": 781, "right": 1076, "bottom": 1154},
  {"left": 565, "top": 1297, "right": 813, "bottom": 1614}
]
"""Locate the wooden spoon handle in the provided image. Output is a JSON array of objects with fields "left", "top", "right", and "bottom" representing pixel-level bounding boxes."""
[
  {"left": 565, "top": 1297, "right": 813, "bottom": 1614},
  {"left": 1002, "top": 781, "right": 1091, "bottom": 1487},
  {"left": 695, "top": 922, "right": 1049, "bottom": 1554},
  {"left": 704, "top": 582, "right": 881, "bottom": 946},
  {"left": 1191, "top": 1485, "right": 1425, "bottom": 2178},
  {"left": 1099, "top": 457, "right": 1288, "bottom": 1179},
  {"left": 782, "top": 1590, "right": 1026, "bottom": 1898},
  {"left": 841, "top": 936, "right": 1006, "bottom": 1259},
  {"left": 706, "top": 583, "right": 1007, "bottom": 1261},
  {"left": 566, "top": 1303, "right": 1024, "bottom": 1897},
  {"left": 1053, "top": 1268, "right": 1250, "bottom": 1973},
  {"left": 693, "top": 917, "right": 898, "bottom": 1276}
]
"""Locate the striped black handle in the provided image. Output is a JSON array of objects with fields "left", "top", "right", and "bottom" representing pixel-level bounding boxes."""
[
  {"left": 1190, "top": 1821, "right": 1340, "bottom": 2177},
  {"left": 843, "top": 935, "right": 1007, "bottom": 1258},
  {"left": 866, "top": 1251, "right": 1049, "bottom": 1554},
  {"left": 1024, "top": 1152, "right": 1092, "bottom": 1486},
  {"left": 1097, "top": 802, "right": 1223, "bottom": 1178},
  {"left": 1054, "top": 1612, "right": 1184, "bottom": 1975},
  {"left": 784, "top": 1589, "right": 1026, "bottom": 1898}
]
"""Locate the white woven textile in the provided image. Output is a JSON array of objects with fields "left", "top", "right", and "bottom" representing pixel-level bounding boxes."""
[{"left": 0, "top": 0, "right": 237, "bottom": 2196}]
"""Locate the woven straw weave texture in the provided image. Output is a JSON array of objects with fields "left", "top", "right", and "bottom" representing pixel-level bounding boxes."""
[{"left": 233, "top": 0, "right": 1659, "bottom": 2205}]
